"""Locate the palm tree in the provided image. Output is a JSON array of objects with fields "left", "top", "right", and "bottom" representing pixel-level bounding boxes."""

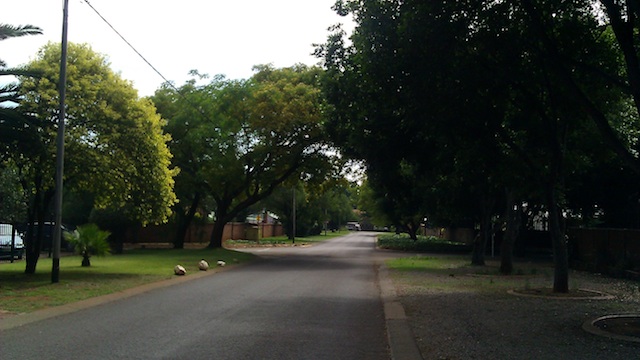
[
  {"left": 0, "top": 24, "right": 42, "bottom": 68},
  {"left": 0, "top": 24, "right": 42, "bottom": 39},
  {"left": 0, "top": 24, "right": 45, "bottom": 275},
  {"left": 0, "top": 23, "right": 43, "bottom": 151},
  {"left": 64, "top": 224, "right": 111, "bottom": 267}
]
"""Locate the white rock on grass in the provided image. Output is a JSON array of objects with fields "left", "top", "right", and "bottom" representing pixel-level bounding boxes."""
[
  {"left": 174, "top": 265, "right": 186, "bottom": 275},
  {"left": 217, "top": 260, "right": 226, "bottom": 267},
  {"left": 198, "top": 259, "right": 209, "bottom": 271}
]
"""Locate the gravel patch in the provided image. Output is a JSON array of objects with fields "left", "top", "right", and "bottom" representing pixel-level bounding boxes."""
[{"left": 389, "top": 258, "right": 640, "bottom": 360}]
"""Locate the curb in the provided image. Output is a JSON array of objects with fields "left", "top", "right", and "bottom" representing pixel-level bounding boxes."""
[
  {"left": 506, "top": 288, "right": 614, "bottom": 300},
  {"left": 582, "top": 314, "right": 640, "bottom": 343},
  {"left": 377, "top": 262, "right": 423, "bottom": 360}
]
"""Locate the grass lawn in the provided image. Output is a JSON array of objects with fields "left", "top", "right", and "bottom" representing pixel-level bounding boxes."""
[
  {"left": 387, "top": 255, "right": 554, "bottom": 276},
  {"left": 0, "top": 248, "right": 254, "bottom": 314},
  {"left": 386, "top": 255, "right": 559, "bottom": 294},
  {"left": 379, "top": 236, "right": 562, "bottom": 294}
]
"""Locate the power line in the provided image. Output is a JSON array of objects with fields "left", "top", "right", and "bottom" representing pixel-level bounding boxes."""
[
  {"left": 81, "top": 0, "right": 216, "bottom": 125},
  {"left": 82, "top": 0, "right": 177, "bottom": 91}
]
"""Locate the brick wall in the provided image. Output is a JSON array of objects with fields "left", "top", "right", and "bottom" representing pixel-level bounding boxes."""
[{"left": 125, "top": 222, "right": 284, "bottom": 245}]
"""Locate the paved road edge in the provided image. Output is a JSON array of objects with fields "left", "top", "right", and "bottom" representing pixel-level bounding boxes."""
[
  {"left": 0, "top": 265, "right": 237, "bottom": 331},
  {"left": 377, "top": 261, "right": 424, "bottom": 360}
]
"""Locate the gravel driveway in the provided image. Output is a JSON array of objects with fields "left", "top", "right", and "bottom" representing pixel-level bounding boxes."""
[{"left": 388, "top": 256, "right": 640, "bottom": 360}]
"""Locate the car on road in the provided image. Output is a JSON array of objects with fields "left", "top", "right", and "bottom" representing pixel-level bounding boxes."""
[
  {"left": 346, "top": 222, "right": 361, "bottom": 231},
  {"left": 0, "top": 224, "right": 25, "bottom": 260}
]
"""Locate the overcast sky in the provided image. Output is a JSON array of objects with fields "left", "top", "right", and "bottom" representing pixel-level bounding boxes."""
[{"left": 3, "top": 0, "right": 352, "bottom": 96}]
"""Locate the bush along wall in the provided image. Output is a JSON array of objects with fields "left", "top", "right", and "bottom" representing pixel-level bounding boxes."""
[{"left": 377, "top": 234, "right": 471, "bottom": 253}]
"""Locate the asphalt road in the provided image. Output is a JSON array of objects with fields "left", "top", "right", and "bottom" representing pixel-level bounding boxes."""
[{"left": 2, "top": 232, "right": 391, "bottom": 359}]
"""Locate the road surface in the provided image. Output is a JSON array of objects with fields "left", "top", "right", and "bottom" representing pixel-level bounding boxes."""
[{"left": 2, "top": 232, "right": 391, "bottom": 359}]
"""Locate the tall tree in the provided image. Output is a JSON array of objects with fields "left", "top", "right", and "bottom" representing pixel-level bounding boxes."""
[
  {"left": 318, "top": 0, "right": 507, "bottom": 252},
  {"left": 319, "top": 0, "right": 624, "bottom": 292},
  {"left": 502, "top": 0, "right": 625, "bottom": 291},
  {"left": 152, "top": 72, "right": 214, "bottom": 248},
  {"left": 154, "top": 65, "right": 332, "bottom": 248},
  {"left": 0, "top": 24, "right": 43, "bottom": 224},
  {"left": 14, "top": 42, "right": 176, "bottom": 271}
]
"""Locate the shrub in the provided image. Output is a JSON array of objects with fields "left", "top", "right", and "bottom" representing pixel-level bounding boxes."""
[
  {"left": 64, "top": 223, "right": 111, "bottom": 267},
  {"left": 377, "top": 233, "right": 471, "bottom": 253}
]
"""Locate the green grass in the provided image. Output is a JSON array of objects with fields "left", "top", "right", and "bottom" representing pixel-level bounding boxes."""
[
  {"left": 226, "top": 230, "right": 350, "bottom": 246},
  {"left": 386, "top": 255, "right": 557, "bottom": 294},
  {"left": 0, "top": 248, "right": 255, "bottom": 314},
  {"left": 388, "top": 255, "right": 553, "bottom": 276},
  {"left": 387, "top": 255, "right": 470, "bottom": 272}
]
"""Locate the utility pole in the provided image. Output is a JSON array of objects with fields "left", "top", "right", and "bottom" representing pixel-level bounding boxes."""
[
  {"left": 292, "top": 188, "right": 296, "bottom": 245},
  {"left": 52, "top": 0, "right": 69, "bottom": 283}
]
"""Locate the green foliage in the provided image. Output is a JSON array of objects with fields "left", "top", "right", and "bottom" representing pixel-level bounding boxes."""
[
  {"left": 318, "top": 1, "right": 637, "bottom": 291},
  {"left": 0, "top": 24, "right": 42, "bottom": 40},
  {"left": 263, "top": 179, "right": 354, "bottom": 238},
  {"left": 0, "top": 23, "right": 42, "bottom": 68},
  {"left": 377, "top": 233, "right": 471, "bottom": 253},
  {"left": 318, "top": 0, "right": 633, "bottom": 224},
  {"left": 264, "top": 185, "right": 316, "bottom": 238},
  {"left": 0, "top": 165, "right": 26, "bottom": 222},
  {"left": 357, "top": 179, "right": 390, "bottom": 227},
  {"left": 64, "top": 223, "right": 111, "bottom": 266},
  {"left": 318, "top": 0, "right": 515, "bottom": 234},
  {"left": 18, "top": 42, "right": 177, "bottom": 227},
  {"left": 3, "top": 41, "right": 177, "bottom": 273},
  {"left": 153, "top": 64, "right": 336, "bottom": 247},
  {"left": 0, "top": 24, "right": 42, "bottom": 223},
  {"left": 88, "top": 207, "right": 136, "bottom": 254}
]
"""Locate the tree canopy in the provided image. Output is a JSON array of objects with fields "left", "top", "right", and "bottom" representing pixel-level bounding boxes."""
[
  {"left": 317, "top": 0, "right": 633, "bottom": 292},
  {"left": 0, "top": 23, "right": 42, "bottom": 223},
  {"left": 153, "top": 64, "right": 335, "bottom": 248},
  {"left": 9, "top": 42, "right": 176, "bottom": 272}
]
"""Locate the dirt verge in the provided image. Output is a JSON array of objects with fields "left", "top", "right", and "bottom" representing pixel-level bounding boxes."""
[{"left": 388, "top": 256, "right": 640, "bottom": 359}]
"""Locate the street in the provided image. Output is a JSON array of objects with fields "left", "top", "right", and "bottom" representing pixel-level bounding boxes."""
[{"left": 2, "top": 232, "right": 390, "bottom": 359}]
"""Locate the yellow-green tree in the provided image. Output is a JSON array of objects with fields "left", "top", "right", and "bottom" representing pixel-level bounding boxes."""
[{"left": 15, "top": 42, "right": 176, "bottom": 272}]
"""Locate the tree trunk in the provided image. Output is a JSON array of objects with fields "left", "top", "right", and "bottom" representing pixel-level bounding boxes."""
[
  {"left": 547, "top": 184, "right": 569, "bottom": 293},
  {"left": 208, "top": 217, "right": 226, "bottom": 249},
  {"left": 407, "top": 222, "right": 419, "bottom": 241},
  {"left": 24, "top": 258, "right": 39, "bottom": 274},
  {"left": 472, "top": 194, "right": 494, "bottom": 266},
  {"left": 24, "top": 185, "right": 51, "bottom": 274},
  {"left": 500, "top": 188, "right": 521, "bottom": 275},
  {"left": 24, "top": 217, "right": 41, "bottom": 274},
  {"left": 173, "top": 193, "right": 201, "bottom": 249},
  {"left": 82, "top": 254, "right": 91, "bottom": 267},
  {"left": 471, "top": 228, "right": 487, "bottom": 266}
]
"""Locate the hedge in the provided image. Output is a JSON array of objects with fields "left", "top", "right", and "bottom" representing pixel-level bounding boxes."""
[{"left": 377, "top": 233, "right": 471, "bottom": 253}]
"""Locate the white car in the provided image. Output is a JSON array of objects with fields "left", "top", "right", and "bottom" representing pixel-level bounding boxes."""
[
  {"left": 346, "top": 222, "right": 361, "bottom": 231},
  {"left": 0, "top": 224, "right": 25, "bottom": 260}
]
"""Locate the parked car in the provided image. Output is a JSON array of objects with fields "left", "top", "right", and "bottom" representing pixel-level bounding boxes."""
[
  {"left": 17, "top": 222, "right": 74, "bottom": 252},
  {"left": 346, "top": 222, "right": 361, "bottom": 231},
  {"left": 0, "top": 224, "right": 25, "bottom": 260}
]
